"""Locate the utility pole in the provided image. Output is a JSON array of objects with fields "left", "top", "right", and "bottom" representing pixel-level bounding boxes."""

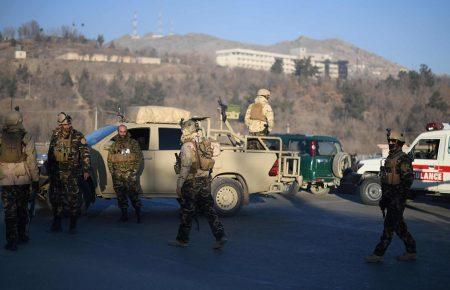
[{"left": 94, "top": 106, "right": 98, "bottom": 130}]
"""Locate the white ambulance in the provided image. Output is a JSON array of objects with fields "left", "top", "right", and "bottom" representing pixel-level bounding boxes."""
[{"left": 353, "top": 122, "right": 450, "bottom": 205}]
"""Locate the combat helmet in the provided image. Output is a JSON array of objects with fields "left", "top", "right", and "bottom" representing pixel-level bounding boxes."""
[
  {"left": 257, "top": 88, "right": 271, "bottom": 99},
  {"left": 4, "top": 111, "right": 23, "bottom": 127},
  {"left": 57, "top": 112, "right": 72, "bottom": 125},
  {"left": 388, "top": 130, "right": 405, "bottom": 143}
]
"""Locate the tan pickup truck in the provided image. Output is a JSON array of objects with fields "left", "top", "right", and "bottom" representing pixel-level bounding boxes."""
[{"left": 72, "top": 106, "right": 301, "bottom": 215}]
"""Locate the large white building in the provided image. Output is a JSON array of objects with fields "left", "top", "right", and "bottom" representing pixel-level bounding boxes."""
[{"left": 216, "top": 47, "right": 348, "bottom": 79}]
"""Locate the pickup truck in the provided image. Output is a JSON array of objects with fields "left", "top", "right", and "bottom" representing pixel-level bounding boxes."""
[
  {"left": 351, "top": 123, "right": 450, "bottom": 205},
  {"left": 43, "top": 106, "right": 301, "bottom": 216}
]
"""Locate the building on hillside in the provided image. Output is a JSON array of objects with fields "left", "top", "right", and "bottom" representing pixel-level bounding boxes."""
[
  {"left": 14, "top": 50, "right": 27, "bottom": 59},
  {"left": 56, "top": 52, "right": 161, "bottom": 65},
  {"left": 216, "top": 47, "right": 348, "bottom": 79}
]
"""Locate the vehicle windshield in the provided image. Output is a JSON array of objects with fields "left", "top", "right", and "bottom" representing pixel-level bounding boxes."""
[{"left": 86, "top": 125, "right": 118, "bottom": 146}]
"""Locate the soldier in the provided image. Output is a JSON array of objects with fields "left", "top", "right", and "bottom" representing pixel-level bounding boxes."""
[
  {"left": 47, "top": 112, "right": 91, "bottom": 234},
  {"left": 168, "top": 119, "right": 227, "bottom": 249},
  {"left": 107, "top": 124, "right": 143, "bottom": 223},
  {"left": 366, "top": 130, "right": 417, "bottom": 263},
  {"left": 244, "top": 88, "right": 274, "bottom": 136},
  {"left": 0, "top": 110, "right": 39, "bottom": 251}
]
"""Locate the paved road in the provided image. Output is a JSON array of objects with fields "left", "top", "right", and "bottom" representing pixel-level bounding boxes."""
[{"left": 1, "top": 190, "right": 450, "bottom": 290}]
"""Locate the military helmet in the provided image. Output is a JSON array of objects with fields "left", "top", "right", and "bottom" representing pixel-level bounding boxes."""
[
  {"left": 181, "top": 119, "right": 198, "bottom": 135},
  {"left": 57, "top": 112, "right": 71, "bottom": 125},
  {"left": 389, "top": 130, "right": 405, "bottom": 143},
  {"left": 257, "top": 88, "right": 271, "bottom": 98},
  {"left": 4, "top": 111, "right": 23, "bottom": 127}
]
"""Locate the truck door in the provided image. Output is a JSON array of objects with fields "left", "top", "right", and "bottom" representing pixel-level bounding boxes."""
[
  {"left": 128, "top": 127, "right": 154, "bottom": 194},
  {"left": 437, "top": 136, "right": 450, "bottom": 194},
  {"left": 410, "top": 137, "right": 444, "bottom": 192},
  {"left": 153, "top": 127, "right": 182, "bottom": 194}
]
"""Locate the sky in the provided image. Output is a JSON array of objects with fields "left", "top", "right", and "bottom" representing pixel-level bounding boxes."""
[{"left": 1, "top": 0, "right": 449, "bottom": 74}]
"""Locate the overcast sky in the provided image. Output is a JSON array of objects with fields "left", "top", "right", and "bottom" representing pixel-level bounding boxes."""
[{"left": 1, "top": 0, "right": 449, "bottom": 74}]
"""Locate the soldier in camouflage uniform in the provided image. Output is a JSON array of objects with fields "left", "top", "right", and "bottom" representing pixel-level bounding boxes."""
[
  {"left": 245, "top": 88, "right": 274, "bottom": 136},
  {"left": 366, "top": 131, "right": 417, "bottom": 263},
  {"left": 168, "top": 119, "right": 227, "bottom": 249},
  {"left": 47, "top": 113, "right": 91, "bottom": 234},
  {"left": 0, "top": 110, "right": 39, "bottom": 251},
  {"left": 107, "top": 125, "right": 143, "bottom": 223}
]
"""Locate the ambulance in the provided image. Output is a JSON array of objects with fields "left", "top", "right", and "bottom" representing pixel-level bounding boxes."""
[{"left": 352, "top": 122, "right": 450, "bottom": 205}]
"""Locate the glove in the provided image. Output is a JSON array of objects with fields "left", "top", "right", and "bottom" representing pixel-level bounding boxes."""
[{"left": 31, "top": 181, "right": 39, "bottom": 193}]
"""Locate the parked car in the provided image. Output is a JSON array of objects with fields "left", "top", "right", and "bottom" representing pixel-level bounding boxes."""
[{"left": 274, "top": 134, "right": 351, "bottom": 194}]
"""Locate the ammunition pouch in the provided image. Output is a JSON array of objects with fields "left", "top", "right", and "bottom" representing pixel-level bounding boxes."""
[
  {"left": 54, "top": 137, "right": 72, "bottom": 163},
  {"left": 109, "top": 153, "right": 137, "bottom": 163}
]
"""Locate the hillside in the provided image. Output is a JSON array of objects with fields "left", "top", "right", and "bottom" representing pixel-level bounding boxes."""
[
  {"left": 0, "top": 38, "right": 449, "bottom": 154},
  {"left": 114, "top": 33, "right": 404, "bottom": 78}
]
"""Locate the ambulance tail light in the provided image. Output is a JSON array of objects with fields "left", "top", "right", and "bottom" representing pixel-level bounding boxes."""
[
  {"left": 269, "top": 159, "right": 279, "bottom": 176},
  {"left": 426, "top": 122, "right": 443, "bottom": 131}
]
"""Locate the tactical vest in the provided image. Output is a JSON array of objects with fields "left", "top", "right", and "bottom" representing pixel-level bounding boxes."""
[
  {"left": 250, "top": 103, "right": 266, "bottom": 122},
  {"left": 110, "top": 145, "right": 137, "bottom": 163},
  {"left": 54, "top": 134, "right": 73, "bottom": 163},
  {"left": 384, "top": 153, "right": 402, "bottom": 185},
  {"left": 0, "top": 131, "right": 26, "bottom": 163}
]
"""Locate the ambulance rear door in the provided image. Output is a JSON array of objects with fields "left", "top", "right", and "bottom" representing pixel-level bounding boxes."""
[
  {"left": 436, "top": 135, "right": 450, "bottom": 194},
  {"left": 410, "top": 136, "right": 445, "bottom": 192}
]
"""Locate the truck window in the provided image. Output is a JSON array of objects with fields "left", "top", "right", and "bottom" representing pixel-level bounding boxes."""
[
  {"left": 289, "top": 140, "right": 308, "bottom": 154},
  {"left": 317, "top": 141, "right": 341, "bottom": 156},
  {"left": 411, "top": 139, "right": 440, "bottom": 160},
  {"left": 448, "top": 136, "right": 450, "bottom": 154},
  {"left": 128, "top": 128, "right": 150, "bottom": 151},
  {"left": 159, "top": 128, "right": 182, "bottom": 150}
]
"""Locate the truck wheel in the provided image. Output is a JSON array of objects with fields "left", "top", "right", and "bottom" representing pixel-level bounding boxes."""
[
  {"left": 359, "top": 176, "right": 381, "bottom": 205},
  {"left": 212, "top": 178, "right": 244, "bottom": 216},
  {"left": 310, "top": 185, "right": 330, "bottom": 195}
]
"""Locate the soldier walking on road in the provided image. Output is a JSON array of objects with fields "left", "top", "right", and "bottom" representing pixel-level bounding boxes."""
[
  {"left": 244, "top": 88, "right": 274, "bottom": 136},
  {"left": 169, "top": 119, "right": 227, "bottom": 249},
  {"left": 47, "top": 113, "right": 91, "bottom": 234},
  {"left": 366, "top": 130, "right": 417, "bottom": 263},
  {"left": 107, "top": 125, "right": 143, "bottom": 223},
  {"left": 0, "top": 110, "right": 39, "bottom": 251}
]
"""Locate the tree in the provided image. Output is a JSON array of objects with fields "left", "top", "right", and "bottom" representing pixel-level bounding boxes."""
[
  {"left": 428, "top": 91, "right": 448, "bottom": 113},
  {"left": 2, "top": 27, "right": 16, "bottom": 40},
  {"left": 97, "top": 34, "right": 104, "bottom": 48},
  {"left": 419, "top": 64, "right": 434, "bottom": 87},
  {"left": 270, "top": 58, "right": 283, "bottom": 74},
  {"left": 109, "top": 41, "right": 116, "bottom": 49},
  {"left": 0, "top": 31, "right": 3, "bottom": 41},
  {"left": 16, "top": 64, "right": 31, "bottom": 83},
  {"left": 61, "top": 69, "right": 73, "bottom": 87},
  {"left": 18, "top": 20, "right": 42, "bottom": 40},
  {"left": 294, "top": 57, "right": 319, "bottom": 79},
  {"left": 333, "top": 85, "right": 368, "bottom": 121}
]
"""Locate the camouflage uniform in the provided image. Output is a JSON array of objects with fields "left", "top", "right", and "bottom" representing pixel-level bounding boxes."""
[
  {"left": 0, "top": 111, "right": 39, "bottom": 250},
  {"left": 107, "top": 133, "right": 143, "bottom": 221},
  {"left": 244, "top": 89, "right": 274, "bottom": 136},
  {"left": 47, "top": 126, "right": 90, "bottom": 231},
  {"left": 373, "top": 148, "right": 416, "bottom": 257},
  {"left": 171, "top": 120, "right": 226, "bottom": 248}
]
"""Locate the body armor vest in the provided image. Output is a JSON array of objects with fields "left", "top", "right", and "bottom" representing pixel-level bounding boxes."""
[
  {"left": 54, "top": 134, "right": 73, "bottom": 163},
  {"left": 250, "top": 103, "right": 266, "bottom": 122},
  {"left": 384, "top": 152, "right": 402, "bottom": 185},
  {"left": 110, "top": 142, "right": 137, "bottom": 163},
  {"left": 0, "top": 131, "right": 25, "bottom": 163}
]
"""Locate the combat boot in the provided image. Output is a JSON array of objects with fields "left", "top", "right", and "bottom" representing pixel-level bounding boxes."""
[
  {"left": 50, "top": 218, "right": 62, "bottom": 233},
  {"left": 396, "top": 252, "right": 417, "bottom": 262},
  {"left": 4, "top": 242, "right": 18, "bottom": 251},
  {"left": 212, "top": 236, "right": 228, "bottom": 250},
  {"left": 135, "top": 208, "right": 142, "bottom": 224},
  {"left": 69, "top": 216, "right": 77, "bottom": 234},
  {"left": 365, "top": 254, "right": 384, "bottom": 263},
  {"left": 168, "top": 240, "right": 188, "bottom": 248},
  {"left": 119, "top": 208, "right": 128, "bottom": 222}
]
